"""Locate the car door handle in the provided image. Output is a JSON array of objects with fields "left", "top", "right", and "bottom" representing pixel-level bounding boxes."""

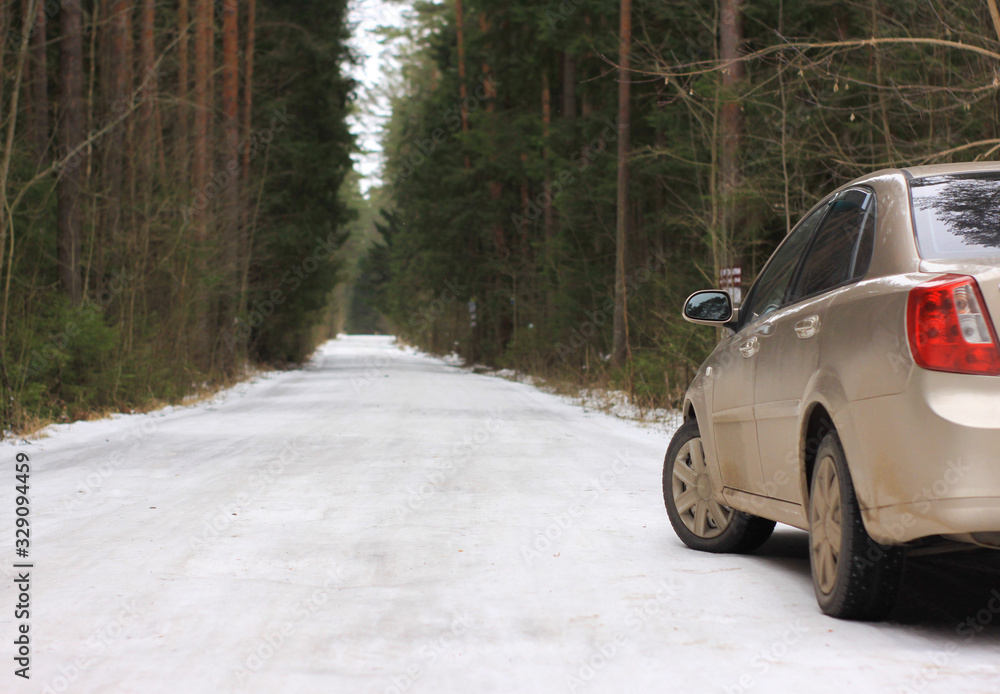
[
  {"left": 795, "top": 315, "right": 821, "bottom": 339},
  {"left": 739, "top": 336, "right": 759, "bottom": 358}
]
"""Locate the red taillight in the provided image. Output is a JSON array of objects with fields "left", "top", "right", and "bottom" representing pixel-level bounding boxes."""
[{"left": 907, "top": 274, "right": 1000, "bottom": 376}]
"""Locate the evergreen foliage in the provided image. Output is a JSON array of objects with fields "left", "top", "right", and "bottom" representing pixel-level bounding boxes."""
[
  {"left": 0, "top": 0, "right": 357, "bottom": 431},
  {"left": 355, "top": 0, "right": 1000, "bottom": 406}
]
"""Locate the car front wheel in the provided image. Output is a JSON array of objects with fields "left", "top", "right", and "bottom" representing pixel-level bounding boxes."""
[
  {"left": 663, "top": 420, "right": 775, "bottom": 553},
  {"left": 809, "top": 430, "right": 904, "bottom": 620}
]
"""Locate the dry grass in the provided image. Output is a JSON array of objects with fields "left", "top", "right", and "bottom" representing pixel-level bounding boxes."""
[{"left": 3, "top": 361, "right": 271, "bottom": 441}]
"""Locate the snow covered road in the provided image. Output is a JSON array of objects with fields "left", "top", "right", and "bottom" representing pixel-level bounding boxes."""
[{"left": 4, "top": 335, "right": 1000, "bottom": 693}]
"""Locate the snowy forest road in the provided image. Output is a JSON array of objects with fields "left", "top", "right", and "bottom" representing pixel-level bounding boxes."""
[{"left": 4, "top": 335, "right": 1000, "bottom": 693}]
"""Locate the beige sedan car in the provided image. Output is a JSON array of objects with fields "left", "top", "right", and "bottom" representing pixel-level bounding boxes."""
[{"left": 664, "top": 163, "right": 1000, "bottom": 620}]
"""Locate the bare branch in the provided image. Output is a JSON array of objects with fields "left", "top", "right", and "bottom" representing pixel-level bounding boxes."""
[
  {"left": 6, "top": 32, "right": 182, "bottom": 216},
  {"left": 651, "top": 37, "right": 1000, "bottom": 80},
  {"left": 919, "top": 139, "right": 1000, "bottom": 164}
]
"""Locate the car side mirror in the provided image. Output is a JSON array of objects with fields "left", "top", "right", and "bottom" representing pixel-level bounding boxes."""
[{"left": 683, "top": 290, "right": 736, "bottom": 327}]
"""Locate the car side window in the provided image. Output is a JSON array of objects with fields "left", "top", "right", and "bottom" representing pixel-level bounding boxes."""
[
  {"left": 739, "top": 202, "right": 828, "bottom": 328},
  {"left": 789, "top": 189, "right": 873, "bottom": 302},
  {"left": 850, "top": 199, "right": 876, "bottom": 281}
]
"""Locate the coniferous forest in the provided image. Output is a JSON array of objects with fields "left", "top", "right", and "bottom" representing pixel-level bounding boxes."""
[
  {"left": 0, "top": 0, "right": 356, "bottom": 432},
  {"left": 4, "top": 0, "right": 1000, "bottom": 432},
  {"left": 354, "top": 0, "right": 1000, "bottom": 407}
]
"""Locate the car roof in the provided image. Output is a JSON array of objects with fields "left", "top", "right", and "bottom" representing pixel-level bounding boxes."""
[
  {"left": 873, "top": 162, "right": 1000, "bottom": 180},
  {"left": 831, "top": 162, "right": 1000, "bottom": 195}
]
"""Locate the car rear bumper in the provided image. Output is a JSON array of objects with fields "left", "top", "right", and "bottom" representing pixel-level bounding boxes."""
[
  {"left": 844, "top": 368, "right": 1000, "bottom": 545},
  {"left": 867, "top": 498, "right": 1000, "bottom": 547}
]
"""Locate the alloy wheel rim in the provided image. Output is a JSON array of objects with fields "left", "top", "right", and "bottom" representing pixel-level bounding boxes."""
[
  {"left": 810, "top": 454, "right": 843, "bottom": 595},
  {"left": 672, "top": 437, "right": 733, "bottom": 538}
]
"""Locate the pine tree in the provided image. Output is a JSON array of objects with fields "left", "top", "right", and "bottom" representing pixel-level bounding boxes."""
[{"left": 58, "top": 0, "right": 85, "bottom": 305}]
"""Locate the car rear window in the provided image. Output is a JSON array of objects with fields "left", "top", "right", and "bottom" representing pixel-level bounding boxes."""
[{"left": 910, "top": 173, "right": 1000, "bottom": 259}]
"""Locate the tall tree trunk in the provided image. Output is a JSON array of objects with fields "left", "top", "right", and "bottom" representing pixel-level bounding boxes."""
[
  {"left": 519, "top": 152, "right": 530, "bottom": 251},
  {"left": 0, "top": 0, "right": 8, "bottom": 431},
  {"left": 456, "top": 2, "right": 479, "bottom": 360},
  {"left": 135, "top": 0, "right": 158, "bottom": 244},
  {"left": 240, "top": 0, "right": 256, "bottom": 313},
  {"left": 83, "top": 0, "right": 101, "bottom": 294},
  {"left": 718, "top": 0, "right": 744, "bottom": 283},
  {"left": 1, "top": 0, "right": 41, "bottom": 339},
  {"left": 206, "top": 0, "right": 215, "bottom": 129},
  {"left": 30, "top": 1, "right": 48, "bottom": 163},
  {"left": 612, "top": 0, "right": 632, "bottom": 368},
  {"left": 58, "top": 0, "right": 85, "bottom": 305},
  {"left": 478, "top": 12, "right": 509, "bottom": 354},
  {"left": 0, "top": 0, "right": 39, "bottom": 434},
  {"left": 105, "top": 0, "right": 132, "bottom": 250},
  {"left": 242, "top": 0, "right": 256, "bottom": 175},
  {"left": 138, "top": 0, "right": 156, "bottom": 179},
  {"left": 193, "top": 0, "right": 211, "bottom": 240},
  {"left": 178, "top": 0, "right": 190, "bottom": 176},
  {"left": 0, "top": 1, "right": 6, "bottom": 112},
  {"left": 222, "top": 0, "right": 239, "bottom": 221},
  {"left": 221, "top": 0, "right": 239, "bottom": 337},
  {"left": 122, "top": 1, "right": 135, "bottom": 220},
  {"left": 125, "top": 0, "right": 156, "bottom": 354},
  {"left": 562, "top": 52, "right": 575, "bottom": 118},
  {"left": 542, "top": 70, "right": 555, "bottom": 318},
  {"left": 193, "top": 0, "right": 213, "bottom": 356},
  {"left": 479, "top": 14, "right": 503, "bottom": 256},
  {"left": 542, "top": 70, "right": 552, "bottom": 240},
  {"left": 455, "top": 0, "right": 470, "bottom": 168}
]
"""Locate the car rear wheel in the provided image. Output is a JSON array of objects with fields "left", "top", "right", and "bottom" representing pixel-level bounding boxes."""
[
  {"left": 663, "top": 420, "right": 776, "bottom": 553},
  {"left": 809, "top": 430, "right": 904, "bottom": 620}
]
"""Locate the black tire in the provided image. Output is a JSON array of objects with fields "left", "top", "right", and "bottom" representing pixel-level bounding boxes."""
[
  {"left": 663, "top": 420, "right": 776, "bottom": 554},
  {"left": 808, "top": 430, "right": 905, "bottom": 620}
]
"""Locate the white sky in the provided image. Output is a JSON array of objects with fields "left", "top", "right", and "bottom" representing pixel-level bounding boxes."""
[{"left": 346, "top": 0, "right": 410, "bottom": 195}]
